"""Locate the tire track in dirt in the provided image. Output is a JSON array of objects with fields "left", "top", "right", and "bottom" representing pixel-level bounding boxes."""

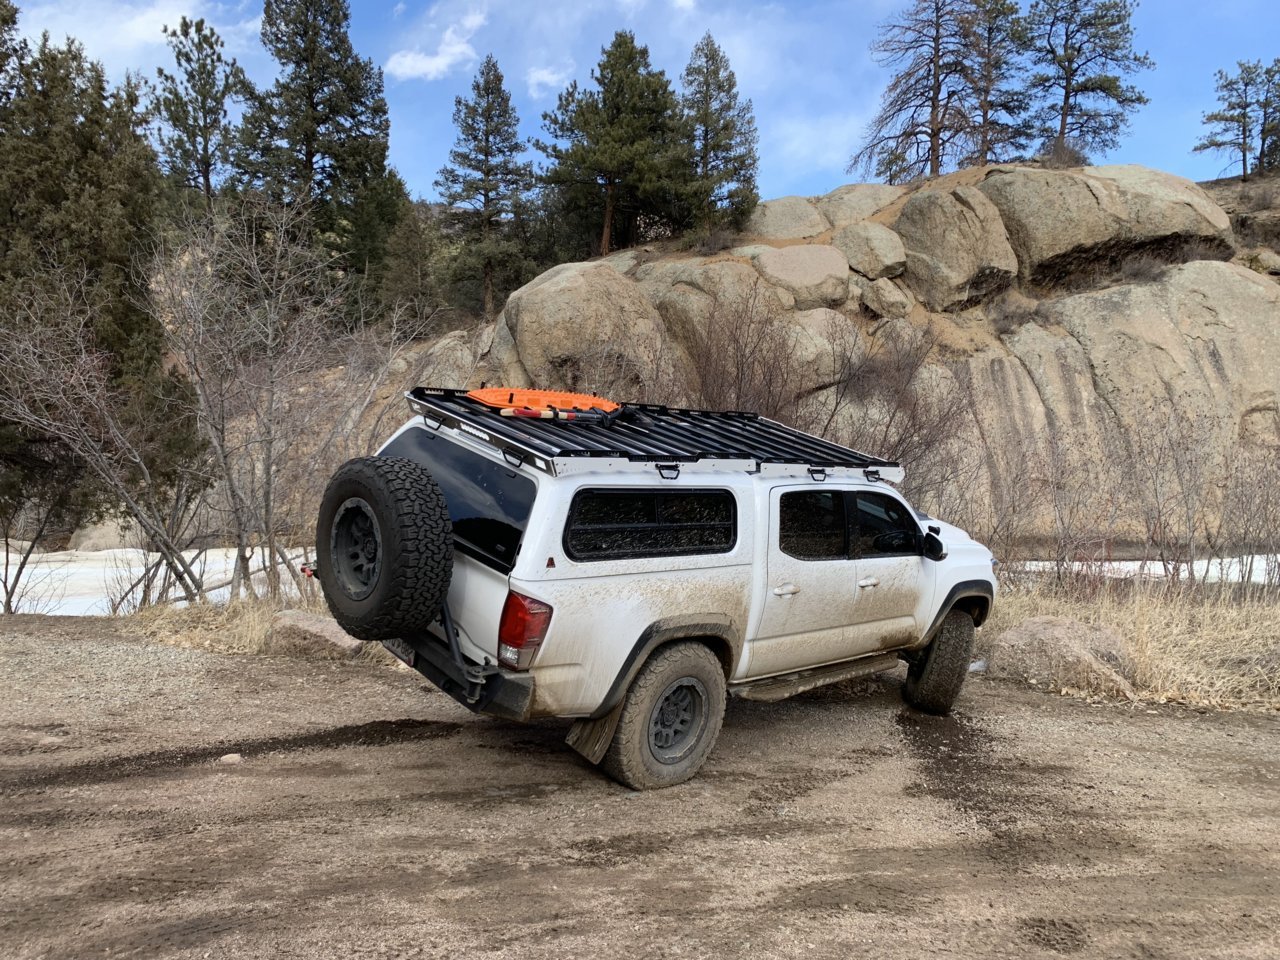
[{"left": 1, "top": 717, "right": 461, "bottom": 793}]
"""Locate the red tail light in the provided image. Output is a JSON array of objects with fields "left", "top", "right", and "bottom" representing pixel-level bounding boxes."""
[{"left": 497, "top": 591, "right": 552, "bottom": 670}]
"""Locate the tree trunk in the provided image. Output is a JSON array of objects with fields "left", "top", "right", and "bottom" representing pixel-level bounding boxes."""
[
  {"left": 1057, "top": 80, "right": 1072, "bottom": 150},
  {"left": 929, "top": 14, "right": 943, "bottom": 177},
  {"left": 600, "top": 179, "right": 616, "bottom": 256},
  {"left": 483, "top": 262, "right": 494, "bottom": 319}
]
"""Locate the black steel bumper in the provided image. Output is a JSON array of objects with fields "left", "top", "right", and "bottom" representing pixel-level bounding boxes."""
[{"left": 386, "top": 632, "right": 534, "bottom": 721}]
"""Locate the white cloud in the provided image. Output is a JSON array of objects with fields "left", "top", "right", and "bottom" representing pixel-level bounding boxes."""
[
  {"left": 393, "top": 2, "right": 407, "bottom": 17},
  {"left": 386, "top": 9, "right": 487, "bottom": 82},
  {"left": 18, "top": 1, "right": 262, "bottom": 73},
  {"left": 526, "top": 63, "right": 572, "bottom": 98},
  {"left": 671, "top": 0, "right": 695, "bottom": 9}
]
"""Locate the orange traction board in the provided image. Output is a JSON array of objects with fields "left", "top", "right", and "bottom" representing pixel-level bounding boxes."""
[{"left": 465, "top": 387, "right": 619, "bottom": 413}]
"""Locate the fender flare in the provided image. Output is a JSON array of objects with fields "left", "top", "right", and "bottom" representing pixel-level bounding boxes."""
[
  {"left": 565, "top": 613, "right": 742, "bottom": 766},
  {"left": 919, "top": 579, "right": 994, "bottom": 647}
]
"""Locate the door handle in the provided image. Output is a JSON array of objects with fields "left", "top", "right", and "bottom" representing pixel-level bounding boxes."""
[
  {"left": 858, "top": 578, "right": 880, "bottom": 588},
  {"left": 772, "top": 583, "right": 800, "bottom": 597}
]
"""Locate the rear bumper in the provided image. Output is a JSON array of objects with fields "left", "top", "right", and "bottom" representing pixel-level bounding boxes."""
[{"left": 386, "top": 633, "right": 535, "bottom": 721}]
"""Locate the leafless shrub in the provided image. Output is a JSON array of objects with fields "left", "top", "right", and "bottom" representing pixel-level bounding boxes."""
[
  {"left": 1119, "top": 255, "right": 1167, "bottom": 284},
  {"left": 811, "top": 321, "right": 975, "bottom": 507},
  {"left": 692, "top": 225, "right": 737, "bottom": 256},
  {"left": 1038, "top": 137, "right": 1090, "bottom": 169},
  {"left": 987, "top": 293, "right": 1038, "bottom": 336},
  {"left": 683, "top": 279, "right": 814, "bottom": 423},
  {"left": 0, "top": 268, "right": 208, "bottom": 603},
  {"left": 151, "top": 198, "right": 347, "bottom": 601},
  {"left": 1241, "top": 180, "right": 1277, "bottom": 213}
]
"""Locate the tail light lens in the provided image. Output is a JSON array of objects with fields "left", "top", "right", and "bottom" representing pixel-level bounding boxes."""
[{"left": 497, "top": 591, "right": 553, "bottom": 670}]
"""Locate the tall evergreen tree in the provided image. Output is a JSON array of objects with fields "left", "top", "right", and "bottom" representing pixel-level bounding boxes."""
[
  {"left": 680, "top": 33, "right": 758, "bottom": 230},
  {"left": 152, "top": 17, "right": 249, "bottom": 208},
  {"left": 540, "top": 31, "right": 690, "bottom": 255},
  {"left": 236, "top": 0, "right": 394, "bottom": 270},
  {"left": 1022, "top": 0, "right": 1153, "bottom": 159},
  {"left": 0, "top": 26, "right": 189, "bottom": 558},
  {"left": 378, "top": 201, "right": 447, "bottom": 329},
  {"left": 0, "top": 36, "right": 162, "bottom": 367},
  {"left": 849, "top": 0, "right": 969, "bottom": 182},
  {"left": 956, "top": 0, "right": 1031, "bottom": 166},
  {"left": 1193, "top": 61, "right": 1263, "bottom": 181},
  {"left": 435, "top": 55, "right": 534, "bottom": 318},
  {"left": 0, "top": 0, "right": 24, "bottom": 110},
  {"left": 1257, "top": 60, "right": 1280, "bottom": 174}
]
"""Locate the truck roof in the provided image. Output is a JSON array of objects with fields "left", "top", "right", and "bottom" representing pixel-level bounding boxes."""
[{"left": 405, "top": 387, "right": 905, "bottom": 484}]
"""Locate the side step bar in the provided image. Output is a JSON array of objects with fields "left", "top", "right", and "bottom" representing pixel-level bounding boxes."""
[{"left": 730, "top": 653, "right": 901, "bottom": 703}]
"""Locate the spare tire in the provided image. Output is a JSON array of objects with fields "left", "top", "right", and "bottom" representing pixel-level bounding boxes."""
[{"left": 315, "top": 456, "right": 453, "bottom": 642}]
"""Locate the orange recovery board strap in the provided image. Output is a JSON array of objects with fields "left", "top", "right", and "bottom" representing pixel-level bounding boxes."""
[{"left": 466, "top": 387, "right": 619, "bottom": 413}]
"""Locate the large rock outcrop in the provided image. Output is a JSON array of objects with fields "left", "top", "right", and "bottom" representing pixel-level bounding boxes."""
[
  {"left": 892, "top": 184, "right": 1018, "bottom": 310},
  {"left": 498, "top": 261, "right": 670, "bottom": 393},
  {"left": 453, "top": 163, "right": 1276, "bottom": 535},
  {"left": 979, "top": 165, "right": 1234, "bottom": 285}
]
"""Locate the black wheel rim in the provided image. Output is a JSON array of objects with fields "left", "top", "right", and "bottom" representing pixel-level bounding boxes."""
[
  {"left": 330, "top": 497, "right": 382, "bottom": 601},
  {"left": 648, "top": 677, "right": 708, "bottom": 765}
]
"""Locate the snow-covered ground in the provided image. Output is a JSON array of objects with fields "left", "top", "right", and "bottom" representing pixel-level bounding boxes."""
[
  {"left": 1019, "top": 554, "right": 1280, "bottom": 586},
  {"left": 2, "top": 547, "right": 306, "bottom": 616},
  {"left": 5, "top": 547, "right": 1278, "bottom": 617}
]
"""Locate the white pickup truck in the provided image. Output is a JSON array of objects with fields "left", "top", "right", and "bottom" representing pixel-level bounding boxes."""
[{"left": 316, "top": 387, "right": 997, "bottom": 789}]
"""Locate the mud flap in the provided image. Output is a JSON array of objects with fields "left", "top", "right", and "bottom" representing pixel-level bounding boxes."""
[{"left": 565, "top": 699, "right": 626, "bottom": 765}]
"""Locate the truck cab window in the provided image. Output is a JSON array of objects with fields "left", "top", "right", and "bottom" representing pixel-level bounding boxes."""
[{"left": 852, "top": 492, "right": 921, "bottom": 558}]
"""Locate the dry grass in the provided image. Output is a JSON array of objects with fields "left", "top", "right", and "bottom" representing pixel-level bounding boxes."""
[
  {"left": 127, "top": 598, "right": 401, "bottom": 667},
  {"left": 981, "top": 579, "right": 1280, "bottom": 710}
]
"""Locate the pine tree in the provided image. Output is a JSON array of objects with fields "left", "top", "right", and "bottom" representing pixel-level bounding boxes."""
[
  {"left": 1257, "top": 60, "right": 1280, "bottom": 174},
  {"left": 0, "top": 0, "right": 24, "bottom": 110},
  {"left": 435, "top": 55, "right": 534, "bottom": 318},
  {"left": 152, "top": 17, "right": 249, "bottom": 208},
  {"left": 0, "top": 28, "right": 185, "bottom": 558},
  {"left": 1193, "top": 61, "right": 1263, "bottom": 182},
  {"left": 1022, "top": 0, "right": 1153, "bottom": 159},
  {"left": 0, "top": 36, "right": 162, "bottom": 367},
  {"left": 849, "top": 0, "right": 970, "bottom": 181},
  {"left": 956, "top": 0, "right": 1031, "bottom": 166},
  {"left": 378, "top": 201, "right": 447, "bottom": 329},
  {"left": 680, "top": 33, "right": 758, "bottom": 231},
  {"left": 236, "top": 0, "right": 393, "bottom": 269},
  {"left": 540, "top": 31, "right": 690, "bottom": 255}
]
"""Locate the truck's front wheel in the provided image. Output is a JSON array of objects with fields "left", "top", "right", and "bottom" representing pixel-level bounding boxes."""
[
  {"left": 601, "top": 642, "right": 726, "bottom": 790},
  {"left": 902, "top": 609, "right": 975, "bottom": 714}
]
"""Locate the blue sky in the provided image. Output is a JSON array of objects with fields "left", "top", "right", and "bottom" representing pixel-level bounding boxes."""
[{"left": 15, "top": 0, "right": 1280, "bottom": 200}]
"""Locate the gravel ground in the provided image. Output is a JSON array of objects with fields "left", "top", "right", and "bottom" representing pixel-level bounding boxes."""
[{"left": 2, "top": 615, "right": 1278, "bottom": 960}]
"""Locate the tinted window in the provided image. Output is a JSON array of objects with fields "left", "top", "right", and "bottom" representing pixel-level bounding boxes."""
[
  {"left": 779, "top": 490, "right": 847, "bottom": 561},
  {"left": 380, "top": 427, "right": 536, "bottom": 572},
  {"left": 853, "top": 492, "right": 921, "bottom": 558},
  {"left": 565, "top": 489, "right": 737, "bottom": 561}
]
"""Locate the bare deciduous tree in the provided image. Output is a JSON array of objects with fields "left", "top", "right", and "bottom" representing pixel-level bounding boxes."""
[{"left": 0, "top": 268, "right": 207, "bottom": 602}]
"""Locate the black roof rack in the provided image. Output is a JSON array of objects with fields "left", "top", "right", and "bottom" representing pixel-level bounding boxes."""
[{"left": 405, "top": 387, "right": 899, "bottom": 477}]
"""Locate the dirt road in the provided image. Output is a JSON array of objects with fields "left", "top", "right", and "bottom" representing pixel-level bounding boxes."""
[{"left": 2, "top": 616, "right": 1278, "bottom": 960}]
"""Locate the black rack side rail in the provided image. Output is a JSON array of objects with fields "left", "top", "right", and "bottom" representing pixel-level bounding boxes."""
[{"left": 405, "top": 387, "right": 900, "bottom": 476}]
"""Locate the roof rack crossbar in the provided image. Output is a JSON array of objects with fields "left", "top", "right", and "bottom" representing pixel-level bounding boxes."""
[{"left": 402, "top": 387, "right": 899, "bottom": 475}]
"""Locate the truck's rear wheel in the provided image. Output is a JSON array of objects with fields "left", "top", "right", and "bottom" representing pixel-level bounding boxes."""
[
  {"left": 902, "top": 609, "right": 975, "bottom": 714},
  {"left": 601, "top": 642, "right": 726, "bottom": 790},
  {"left": 316, "top": 457, "right": 453, "bottom": 642}
]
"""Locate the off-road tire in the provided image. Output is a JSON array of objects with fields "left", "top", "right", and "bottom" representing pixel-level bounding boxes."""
[
  {"left": 600, "top": 642, "right": 727, "bottom": 790},
  {"left": 316, "top": 457, "right": 453, "bottom": 643},
  {"left": 902, "top": 609, "right": 975, "bottom": 714}
]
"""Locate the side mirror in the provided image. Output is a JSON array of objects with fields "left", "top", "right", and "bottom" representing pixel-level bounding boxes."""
[{"left": 923, "top": 531, "right": 948, "bottom": 562}]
